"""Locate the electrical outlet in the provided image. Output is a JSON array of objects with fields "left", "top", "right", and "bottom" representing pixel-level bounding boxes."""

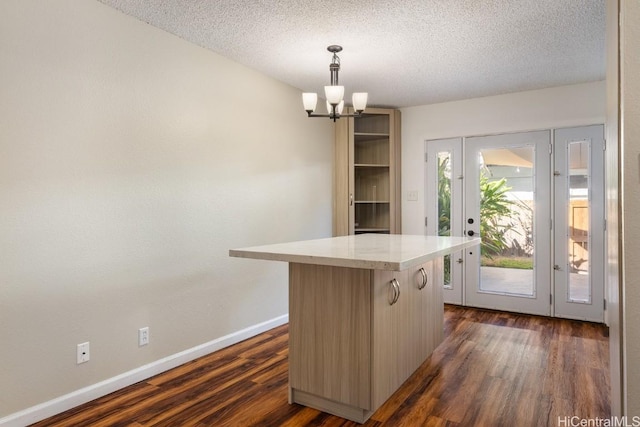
[
  {"left": 77, "top": 342, "right": 90, "bottom": 364},
  {"left": 138, "top": 327, "right": 149, "bottom": 346},
  {"left": 407, "top": 190, "right": 419, "bottom": 201}
]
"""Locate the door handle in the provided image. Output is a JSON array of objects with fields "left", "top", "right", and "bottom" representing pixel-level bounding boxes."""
[{"left": 467, "top": 230, "right": 475, "bottom": 237}]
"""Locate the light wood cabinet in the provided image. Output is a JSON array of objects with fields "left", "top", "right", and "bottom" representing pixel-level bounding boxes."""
[
  {"left": 371, "top": 268, "right": 411, "bottom": 408},
  {"left": 334, "top": 108, "right": 401, "bottom": 236},
  {"left": 288, "top": 259, "right": 443, "bottom": 423},
  {"left": 409, "top": 258, "right": 444, "bottom": 369},
  {"left": 371, "top": 260, "right": 443, "bottom": 409}
]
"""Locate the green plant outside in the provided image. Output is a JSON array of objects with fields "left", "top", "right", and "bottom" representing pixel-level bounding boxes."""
[
  {"left": 437, "top": 157, "right": 452, "bottom": 285},
  {"left": 437, "top": 156, "right": 522, "bottom": 283},
  {"left": 481, "top": 256, "right": 533, "bottom": 270},
  {"left": 478, "top": 174, "right": 517, "bottom": 257}
]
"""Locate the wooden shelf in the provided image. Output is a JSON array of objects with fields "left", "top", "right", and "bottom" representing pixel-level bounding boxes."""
[
  {"left": 355, "top": 200, "right": 390, "bottom": 204},
  {"left": 354, "top": 132, "right": 390, "bottom": 141},
  {"left": 355, "top": 164, "right": 390, "bottom": 168},
  {"left": 354, "top": 137, "right": 390, "bottom": 165},
  {"left": 354, "top": 113, "right": 391, "bottom": 134},
  {"left": 355, "top": 202, "right": 390, "bottom": 230}
]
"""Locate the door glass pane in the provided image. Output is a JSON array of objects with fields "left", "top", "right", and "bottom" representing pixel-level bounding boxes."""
[
  {"left": 568, "top": 141, "right": 590, "bottom": 302},
  {"left": 437, "top": 151, "right": 452, "bottom": 289},
  {"left": 478, "top": 148, "right": 535, "bottom": 296}
]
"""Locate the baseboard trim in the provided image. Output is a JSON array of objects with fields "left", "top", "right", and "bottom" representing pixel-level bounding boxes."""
[{"left": 0, "top": 314, "right": 288, "bottom": 427}]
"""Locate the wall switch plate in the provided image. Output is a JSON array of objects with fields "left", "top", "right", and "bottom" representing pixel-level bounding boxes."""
[
  {"left": 77, "top": 342, "right": 90, "bottom": 364},
  {"left": 407, "top": 190, "right": 419, "bottom": 201},
  {"left": 138, "top": 327, "right": 149, "bottom": 346}
]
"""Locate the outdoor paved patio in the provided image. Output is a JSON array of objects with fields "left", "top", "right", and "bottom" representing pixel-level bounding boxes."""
[{"left": 480, "top": 266, "right": 590, "bottom": 301}]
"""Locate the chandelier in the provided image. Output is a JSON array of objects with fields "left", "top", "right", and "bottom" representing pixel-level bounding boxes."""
[{"left": 302, "top": 45, "right": 368, "bottom": 122}]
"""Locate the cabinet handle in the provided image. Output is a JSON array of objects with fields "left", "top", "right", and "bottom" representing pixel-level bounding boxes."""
[
  {"left": 394, "top": 279, "right": 400, "bottom": 304},
  {"left": 389, "top": 278, "right": 400, "bottom": 305},
  {"left": 418, "top": 267, "right": 428, "bottom": 290},
  {"left": 349, "top": 193, "right": 353, "bottom": 206},
  {"left": 393, "top": 279, "right": 400, "bottom": 305}
]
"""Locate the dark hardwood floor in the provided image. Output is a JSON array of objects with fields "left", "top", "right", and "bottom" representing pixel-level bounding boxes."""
[{"left": 32, "top": 305, "right": 610, "bottom": 427}]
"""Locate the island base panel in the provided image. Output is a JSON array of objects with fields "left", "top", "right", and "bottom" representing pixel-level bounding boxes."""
[
  {"left": 290, "top": 388, "right": 374, "bottom": 424},
  {"left": 288, "top": 263, "right": 372, "bottom": 409}
]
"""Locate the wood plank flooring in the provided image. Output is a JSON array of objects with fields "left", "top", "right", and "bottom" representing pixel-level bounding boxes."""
[{"left": 32, "top": 306, "right": 610, "bottom": 427}]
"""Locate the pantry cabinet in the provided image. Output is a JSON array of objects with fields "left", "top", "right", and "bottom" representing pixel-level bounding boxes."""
[{"left": 334, "top": 108, "right": 401, "bottom": 236}]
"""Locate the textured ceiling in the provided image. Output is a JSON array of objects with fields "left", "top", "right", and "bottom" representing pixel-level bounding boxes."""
[{"left": 98, "top": 0, "right": 605, "bottom": 108}]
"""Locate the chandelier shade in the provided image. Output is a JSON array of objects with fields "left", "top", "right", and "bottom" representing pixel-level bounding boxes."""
[
  {"left": 324, "top": 85, "right": 344, "bottom": 105},
  {"left": 352, "top": 93, "right": 368, "bottom": 112},
  {"left": 326, "top": 100, "right": 344, "bottom": 115},
  {"left": 302, "top": 93, "right": 318, "bottom": 112}
]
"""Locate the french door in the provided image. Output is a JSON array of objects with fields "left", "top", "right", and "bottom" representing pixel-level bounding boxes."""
[
  {"left": 464, "top": 131, "right": 552, "bottom": 316},
  {"left": 425, "top": 138, "right": 464, "bottom": 305},
  {"left": 425, "top": 126, "right": 605, "bottom": 321},
  {"left": 553, "top": 126, "right": 604, "bottom": 322}
]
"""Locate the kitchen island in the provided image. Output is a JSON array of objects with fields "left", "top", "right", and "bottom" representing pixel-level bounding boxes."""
[{"left": 229, "top": 234, "right": 479, "bottom": 423}]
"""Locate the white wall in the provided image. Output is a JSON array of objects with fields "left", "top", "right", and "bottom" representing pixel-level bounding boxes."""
[
  {"left": 400, "top": 81, "right": 606, "bottom": 234},
  {"left": 0, "top": 0, "right": 332, "bottom": 420},
  {"left": 621, "top": 0, "right": 640, "bottom": 416}
]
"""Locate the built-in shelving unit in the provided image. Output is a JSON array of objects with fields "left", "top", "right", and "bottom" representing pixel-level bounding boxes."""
[{"left": 334, "top": 108, "right": 401, "bottom": 236}]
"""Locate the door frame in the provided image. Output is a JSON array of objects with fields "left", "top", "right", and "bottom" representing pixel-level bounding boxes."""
[
  {"left": 424, "top": 125, "right": 605, "bottom": 321},
  {"left": 425, "top": 138, "right": 464, "bottom": 305}
]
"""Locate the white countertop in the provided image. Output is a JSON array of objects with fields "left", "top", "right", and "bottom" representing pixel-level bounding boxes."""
[{"left": 229, "top": 234, "right": 480, "bottom": 271}]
